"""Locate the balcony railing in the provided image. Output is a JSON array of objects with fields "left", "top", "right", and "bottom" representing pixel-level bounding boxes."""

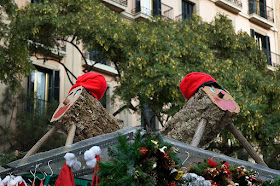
[
  {"left": 161, "top": 3, "right": 174, "bottom": 20},
  {"left": 109, "top": 0, "right": 127, "bottom": 6},
  {"left": 225, "top": 0, "right": 242, "bottom": 8},
  {"left": 131, "top": 6, "right": 152, "bottom": 16},
  {"left": 214, "top": 0, "right": 242, "bottom": 14},
  {"left": 131, "top": 2, "right": 173, "bottom": 20},
  {"left": 248, "top": 0, "right": 274, "bottom": 22},
  {"left": 271, "top": 52, "right": 280, "bottom": 67}
]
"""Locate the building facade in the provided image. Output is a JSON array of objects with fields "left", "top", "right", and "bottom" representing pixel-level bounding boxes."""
[
  {"left": 113, "top": 0, "right": 279, "bottom": 67},
  {"left": 1, "top": 0, "right": 279, "bottom": 136}
]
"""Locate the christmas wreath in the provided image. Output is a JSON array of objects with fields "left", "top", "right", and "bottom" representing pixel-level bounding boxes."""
[{"left": 97, "top": 129, "right": 183, "bottom": 186}]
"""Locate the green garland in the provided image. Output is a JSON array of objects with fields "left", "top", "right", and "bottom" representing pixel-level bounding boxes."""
[
  {"left": 189, "top": 158, "right": 280, "bottom": 186},
  {"left": 97, "top": 129, "right": 182, "bottom": 186}
]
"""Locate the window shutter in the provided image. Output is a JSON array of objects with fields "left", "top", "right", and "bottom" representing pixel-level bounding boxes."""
[
  {"left": 249, "top": 0, "right": 255, "bottom": 14},
  {"left": 153, "top": 0, "right": 161, "bottom": 17},
  {"left": 259, "top": 0, "right": 267, "bottom": 18},
  {"left": 182, "top": 1, "right": 194, "bottom": 20},
  {"left": 136, "top": 0, "right": 141, "bottom": 12},
  {"left": 53, "top": 70, "right": 60, "bottom": 102},
  {"left": 48, "top": 70, "right": 60, "bottom": 102},
  {"left": 265, "top": 36, "right": 271, "bottom": 65},
  {"left": 250, "top": 29, "right": 255, "bottom": 38}
]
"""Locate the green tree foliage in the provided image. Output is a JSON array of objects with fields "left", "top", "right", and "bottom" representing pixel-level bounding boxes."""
[
  {"left": 0, "top": 0, "right": 279, "bottom": 167},
  {"left": 0, "top": 1, "right": 34, "bottom": 90}
]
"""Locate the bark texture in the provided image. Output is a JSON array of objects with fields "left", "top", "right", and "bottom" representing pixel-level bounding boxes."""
[
  {"left": 52, "top": 88, "right": 121, "bottom": 142},
  {"left": 162, "top": 89, "right": 236, "bottom": 147}
]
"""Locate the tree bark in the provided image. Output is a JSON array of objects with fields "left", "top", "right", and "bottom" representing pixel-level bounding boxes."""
[
  {"left": 52, "top": 88, "right": 121, "bottom": 142},
  {"left": 162, "top": 89, "right": 236, "bottom": 147}
]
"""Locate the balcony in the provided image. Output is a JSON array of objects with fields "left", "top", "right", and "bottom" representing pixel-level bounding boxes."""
[
  {"left": 131, "top": 2, "right": 173, "bottom": 21},
  {"left": 83, "top": 51, "right": 118, "bottom": 75},
  {"left": 248, "top": 0, "right": 274, "bottom": 29},
  {"left": 101, "top": 0, "right": 127, "bottom": 13},
  {"left": 267, "top": 52, "right": 280, "bottom": 71},
  {"left": 270, "top": 52, "right": 280, "bottom": 67},
  {"left": 214, "top": 0, "right": 242, "bottom": 14}
]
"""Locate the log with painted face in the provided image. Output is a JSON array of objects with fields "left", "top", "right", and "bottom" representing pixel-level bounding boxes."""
[
  {"left": 163, "top": 72, "right": 240, "bottom": 147},
  {"left": 179, "top": 72, "right": 240, "bottom": 113},
  {"left": 50, "top": 72, "right": 120, "bottom": 142}
]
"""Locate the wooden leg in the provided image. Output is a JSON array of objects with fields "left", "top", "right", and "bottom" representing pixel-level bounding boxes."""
[
  {"left": 190, "top": 118, "right": 207, "bottom": 147},
  {"left": 65, "top": 124, "right": 76, "bottom": 146},
  {"left": 227, "top": 123, "right": 268, "bottom": 167},
  {"left": 24, "top": 126, "right": 58, "bottom": 158}
]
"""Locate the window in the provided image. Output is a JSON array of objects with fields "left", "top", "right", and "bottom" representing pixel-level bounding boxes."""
[
  {"left": 251, "top": 29, "right": 271, "bottom": 65},
  {"left": 182, "top": 0, "right": 194, "bottom": 20},
  {"left": 31, "top": 0, "right": 44, "bottom": 3},
  {"left": 88, "top": 50, "right": 107, "bottom": 65},
  {"left": 28, "top": 67, "right": 60, "bottom": 114},
  {"left": 249, "top": 0, "right": 267, "bottom": 19}
]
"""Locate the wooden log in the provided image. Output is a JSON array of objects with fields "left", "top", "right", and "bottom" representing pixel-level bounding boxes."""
[
  {"left": 190, "top": 118, "right": 207, "bottom": 147},
  {"left": 24, "top": 126, "right": 58, "bottom": 158},
  {"left": 65, "top": 124, "right": 77, "bottom": 146},
  {"left": 162, "top": 88, "right": 236, "bottom": 147},
  {"left": 51, "top": 87, "right": 121, "bottom": 142},
  {"left": 227, "top": 123, "right": 268, "bottom": 167}
]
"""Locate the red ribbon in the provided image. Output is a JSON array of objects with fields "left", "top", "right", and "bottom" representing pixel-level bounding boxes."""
[{"left": 91, "top": 155, "right": 101, "bottom": 186}]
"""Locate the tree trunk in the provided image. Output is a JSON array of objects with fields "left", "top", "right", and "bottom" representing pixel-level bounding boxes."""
[
  {"left": 52, "top": 88, "right": 121, "bottom": 142},
  {"left": 162, "top": 89, "right": 236, "bottom": 147}
]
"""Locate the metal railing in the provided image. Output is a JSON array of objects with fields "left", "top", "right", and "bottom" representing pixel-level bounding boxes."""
[
  {"left": 108, "top": 0, "right": 127, "bottom": 6},
  {"left": 271, "top": 52, "right": 280, "bottom": 67},
  {"left": 131, "top": 6, "right": 152, "bottom": 16},
  {"left": 261, "top": 49, "right": 280, "bottom": 66},
  {"left": 131, "top": 2, "right": 174, "bottom": 20},
  {"left": 225, "top": 0, "right": 242, "bottom": 8},
  {"left": 248, "top": 0, "right": 274, "bottom": 22},
  {"left": 161, "top": 3, "right": 174, "bottom": 20},
  {"left": 175, "top": 13, "right": 193, "bottom": 21}
]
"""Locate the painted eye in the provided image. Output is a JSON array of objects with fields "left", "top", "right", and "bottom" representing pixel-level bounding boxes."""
[
  {"left": 210, "top": 87, "right": 216, "bottom": 93},
  {"left": 74, "top": 89, "right": 81, "bottom": 97}
]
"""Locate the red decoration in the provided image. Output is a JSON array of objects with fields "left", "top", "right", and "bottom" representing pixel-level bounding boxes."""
[
  {"left": 222, "top": 162, "right": 229, "bottom": 169},
  {"left": 55, "top": 163, "right": 75, "bottom": 186},
  {"left": 92, "top": 155, "right": 101, "bottom": 186},
  {"left": 69, "top": 72, "right": 107, "bottom": 100},
  {"left": 163, "top": 152, "right": 169, "bottom": 159},
  {"left": 208, "top": 158, "right": 218, "bottom": 168},
  {"left": 180, "top": 72, "right": 217, "bottom": 100},
  {"left": 140, "top": 147, "right": 148, "bottom": 156},
  {"left": 168, "top": 181, "right": 176, "bottom": 186}
]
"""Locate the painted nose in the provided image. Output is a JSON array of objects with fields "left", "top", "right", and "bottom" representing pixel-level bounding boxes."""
[
  {"left": 63, "top": 97, "right": 70, "bottom": 105},
  {"left": 218, "top": 91, "right": 225, "bottom": 98}
]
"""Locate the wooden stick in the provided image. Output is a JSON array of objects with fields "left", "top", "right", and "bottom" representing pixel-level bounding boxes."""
[
  {"left": 190, "top": 118, "right": 207, "bottom": 147},
  {"left": 227, "top": 123, "right": 268, "bottom": 167},
  {"left": 24, "top": 126, "right": 58, "bottom": 158},
  {"left": 65, "top": 124, "right": 76, "bottom": 146}
]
